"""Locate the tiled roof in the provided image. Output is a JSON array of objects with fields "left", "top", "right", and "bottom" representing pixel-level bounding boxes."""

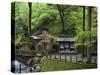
[{"left": 57, "top": 37, "right": 75, "bottom": 42}]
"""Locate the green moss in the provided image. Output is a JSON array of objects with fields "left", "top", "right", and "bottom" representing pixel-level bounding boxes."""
[{"left": 40, "top": 59, "right": 97, "bottom": 72}]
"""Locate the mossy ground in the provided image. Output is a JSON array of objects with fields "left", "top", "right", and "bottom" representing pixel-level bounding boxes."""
[{"left": 40, "top": 59, "right": 97, "bottom": 72}]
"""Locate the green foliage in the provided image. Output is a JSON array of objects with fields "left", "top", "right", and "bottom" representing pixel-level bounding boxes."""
[
  {"left": 12, "top": 2, "right": 97, "bottom": 50},
  {"left": 76, "top": 30, "right": 97, "bottom": 46}
]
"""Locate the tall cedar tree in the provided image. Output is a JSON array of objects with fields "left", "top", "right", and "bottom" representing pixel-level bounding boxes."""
[
  {"left": 87, "top": 7, "right": 92, "bottom": 59},
  {"left": 28, "top": 2, "right": 32, "bottom": 36},
  {"left": 56, "top": 5, "right": 64, "bottom": 33}
]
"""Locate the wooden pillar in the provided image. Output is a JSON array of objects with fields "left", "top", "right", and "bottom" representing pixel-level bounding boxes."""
[{"left": 19, "top": 64, "right": 21, "bottom": 73}]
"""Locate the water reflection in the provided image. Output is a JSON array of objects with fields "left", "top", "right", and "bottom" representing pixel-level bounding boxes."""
[{"left": 11, "top": 60, "right": 30, "bottom": 73}]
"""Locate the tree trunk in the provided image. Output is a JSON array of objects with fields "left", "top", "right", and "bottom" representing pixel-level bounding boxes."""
[
  {"left": 57, "top": 5, "right": 64, "bottom": 33},
  {"left": 83, "top": 6, "right": 85, "bottom": 31},
  {"left": 88, "top": 7, "right": 92, "bottom": 31},
  {"left": 28, "top": 2, "right": 32, "bottom": 36},
  {"left": 82, "top": 6, "right": 85, "bottom": 57},
  {"left": 87, "top": 7, "right": 92, "bottom": 61}
]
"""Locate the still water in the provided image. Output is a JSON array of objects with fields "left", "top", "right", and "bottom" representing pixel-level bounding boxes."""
[{"left": 11, "top": 60, "right": 30, "bottom": 73}]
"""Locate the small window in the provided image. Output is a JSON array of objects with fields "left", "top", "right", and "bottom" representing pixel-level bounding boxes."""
[
  {"left": 70, "top": 44, "right": 75, "bottom": 49},
  {"left": 65, "top": 44, "right": 69, "bottom": 49},
  {"left": 70, "top": 44, "right": 75, "bottom": 51},
  {"left": 60, "top": 44, "right": 64, "bottom": 49}
]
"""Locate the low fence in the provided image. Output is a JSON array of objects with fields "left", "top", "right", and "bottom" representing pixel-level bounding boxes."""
[
  {"left": 15, "top": 49, "right": 37, "bottom": 57},
  {"left": 47, "top": 54, "right": 97, "bottom": 64}
]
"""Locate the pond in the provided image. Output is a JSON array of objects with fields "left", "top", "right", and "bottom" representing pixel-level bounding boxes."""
[{"left": 11, "top": 60, "right": 30, "bottom": 73}]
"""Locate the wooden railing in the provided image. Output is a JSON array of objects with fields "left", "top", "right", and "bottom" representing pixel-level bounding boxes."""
[{"left": 15, "top": 49, "right": 37, "bottom": 57}]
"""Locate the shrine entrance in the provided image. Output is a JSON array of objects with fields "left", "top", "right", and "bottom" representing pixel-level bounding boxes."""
[{"left": 56, "top": 36, "right": 76, "bottom": 53}]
